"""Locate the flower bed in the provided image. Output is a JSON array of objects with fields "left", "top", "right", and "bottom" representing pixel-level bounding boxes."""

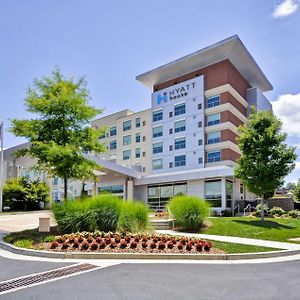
[{"left": 43, "top": 232, "right": 222, "bottom": 254}]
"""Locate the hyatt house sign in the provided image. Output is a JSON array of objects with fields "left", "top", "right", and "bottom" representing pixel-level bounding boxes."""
[{"left": 151, "top": 76, "right": 204, "bottom": 109}]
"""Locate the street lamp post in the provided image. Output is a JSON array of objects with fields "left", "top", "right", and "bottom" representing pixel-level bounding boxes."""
[{"left": 0, "top": 122, "right": 3, "bottom": 212}]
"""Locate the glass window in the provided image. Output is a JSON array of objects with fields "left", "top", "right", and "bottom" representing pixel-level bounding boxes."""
[
  {"left": 207, "top": 151, "right": 221, "bottom": 162},
  {"left": 161, "top": 185, "right": 173, "bottom": 198},
  {"left": 240, "top": 184, "right": 245, "bottom": 200},
  {"left": 135, "top": 132, "right": 141, "bottom": 143},
  {"left": 135, "top": 117, "right": 141, "bottom": 128},
  {"left": 153, "top": 142, "right": 163, "bottom": 154},
  {"left": 226, "top": 180, "right": 233, "bottom": 208},
  {"left": 207, "top": 113, "right": 220, "bottom": 126},
  {"left": 174, "top": 184, "right": 187, "bottom": 196},
  {"left": 111, "top": 185, "right": 123, "bottom": 193},
  {"left": 123, "top": 135, "right": 131, "bottom": 145},
  {"left": 153, "top": 126, "right": 163, "bottom": 138},
  {"left": 99, "top": 132, "right": 105, "bottom": 139},
  {"left": 205, "top": 180, "right": 222, "bottom": 207},
  {"left": 175, "top": 154, "right": 186, "bottom": 167},
  {"left": 153, "top": 109, "right": 163, "bottom": 122},
  {"left": 148, "top": 186, "right": 160, "bottom": 199},
  {"left": 135, "top": 147, "right": 141, "bottom": 158},
  {"left": 110, "top": 126, "right": 117, "bottom": 136},
  {"left": 110, "top": 140, "right": 117, "bottom": 150},
  {"left": 174, "top": 119, "right": 185, "bottom": 133},
  {"left": 123, "top": 120, "right": 131, "bottom": 131},
  {"left": 207, "top": 131, "right": 221, "bottom": 144},
  {"left": 152, "top": 158, "right": 163, "bottom": 170},
  {"left": 174, "top": 103, "right": 186, "bottom": 116},
  {"left": 175, "top": 137, "right": 186, "bottom": 150},
  {"left": 207, "top": 95, "right": 220, "bottom": 108},
  {"left": 123, "top": 149, "right": 131, "bottom": 160},
  {"left": 53, "top": 176, "right": 58, "bottom": 186}
]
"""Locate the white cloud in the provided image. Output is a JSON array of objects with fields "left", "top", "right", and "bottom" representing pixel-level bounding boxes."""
[
  {"left": 273, "top": 0, "right": 299, "bottom": 18},
  {"left": 272, "top": 93, "right": 300, "bottom": 137}
]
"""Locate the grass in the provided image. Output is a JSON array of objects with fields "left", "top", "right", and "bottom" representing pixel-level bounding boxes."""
[
  {"left": 203, "top": 217, "right": 300, "bottom": 242},
  {"left": 4, "top": 227, "right": 278, "bottom": 254}
]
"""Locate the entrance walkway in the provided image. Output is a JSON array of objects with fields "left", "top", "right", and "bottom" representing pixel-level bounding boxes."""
[{"left": 156, "top": 230, "right": 300, "bottom": 250}]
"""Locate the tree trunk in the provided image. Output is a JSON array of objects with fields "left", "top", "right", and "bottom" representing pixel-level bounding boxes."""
[
  {"left": 64, "top": 178, "right": 68, "bottom": 200},
  {"left": 261, "top": 195, "right": 264, "bottom": 222}
]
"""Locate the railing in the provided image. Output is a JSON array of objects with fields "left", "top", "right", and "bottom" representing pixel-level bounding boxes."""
[
  {"left": 243, "top": 204, "right": 251, "bottom": 216},
  {"left": 232, "top": 204, "right": 240, "bottom": 216}
]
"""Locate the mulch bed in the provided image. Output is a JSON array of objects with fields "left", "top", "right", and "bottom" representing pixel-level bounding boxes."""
[{"left": 35, "top": 232, "right": 224, "bottom": 255}]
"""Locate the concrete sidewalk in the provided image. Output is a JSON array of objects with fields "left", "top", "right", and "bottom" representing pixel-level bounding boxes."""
[{"left": 156, "top": 230, "right": 300, "bottom": 250}]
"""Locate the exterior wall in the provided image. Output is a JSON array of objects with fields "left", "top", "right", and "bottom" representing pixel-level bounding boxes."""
[
  {"left": 221, "top": 148, "right": 240, "bottom": 162},
  {"left": 92, "top": 109, "right": 152, "bottom": 174},
  {"left": 151, "top": 76, "right": 205, "bottom": 174},
  {"left": 247, "top": 87, "right": 272, "bottom": 115}
]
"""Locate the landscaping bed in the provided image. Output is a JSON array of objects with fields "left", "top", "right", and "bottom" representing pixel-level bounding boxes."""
[{"left": 41, "top": 232, "right": 222, "bottom": 255}]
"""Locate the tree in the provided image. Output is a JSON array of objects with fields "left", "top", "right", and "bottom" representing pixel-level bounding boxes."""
[
  {"left": 285, "top": 182, "right": 296, "bottom": 191},
  {"left": 292, "top": 180, "right": 300, "bottom": 203},
  {"left": 235, "top": 108, "right": 296, "bottom": 221},
  {"left": 3, "top": 177, "right": 50, "bottom": 210},
  {"left": 11, "top": 68, "right": 106, "bottom": 199}
]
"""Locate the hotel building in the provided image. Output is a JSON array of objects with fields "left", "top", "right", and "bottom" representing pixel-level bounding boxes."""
[{"left": 3, "top": 35, "right": 272, "bottom": 211}]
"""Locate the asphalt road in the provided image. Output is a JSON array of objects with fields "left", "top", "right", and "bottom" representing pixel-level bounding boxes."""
[{"left": 1, "top": 257, "right": 300, "bottom": 300}]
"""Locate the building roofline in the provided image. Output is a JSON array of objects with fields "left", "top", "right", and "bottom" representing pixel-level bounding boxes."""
[{"left": 136, "top": 35, "right": 273, "bottom": 92}]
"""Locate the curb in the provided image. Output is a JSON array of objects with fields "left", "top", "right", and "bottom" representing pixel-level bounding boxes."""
[{"left": 1, "top": 239, "right": 300, "bottom": 261}]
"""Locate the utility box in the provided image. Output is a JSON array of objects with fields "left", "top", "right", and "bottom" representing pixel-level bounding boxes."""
[{"left": 39, "top": 217, "right": 50, "bottom": 232}]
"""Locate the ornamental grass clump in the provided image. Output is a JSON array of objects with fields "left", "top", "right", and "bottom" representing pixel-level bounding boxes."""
[
  {"left": 52, "top": 194, "right": 149, "bottom": 234},
  {"left": 168, "top": 195, "right": 210, "bottom": 231}
]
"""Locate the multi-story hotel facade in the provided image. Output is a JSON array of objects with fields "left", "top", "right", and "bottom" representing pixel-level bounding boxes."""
[{"left": 3, "top": 35, "right": 272, "bottom": 211}]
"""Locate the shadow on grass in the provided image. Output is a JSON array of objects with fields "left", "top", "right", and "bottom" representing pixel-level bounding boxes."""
[{"left": 233, "top": 220, "right": 296, "bottom": 230}]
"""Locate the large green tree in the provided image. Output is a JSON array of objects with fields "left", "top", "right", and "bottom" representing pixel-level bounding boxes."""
[
  {"left": 292, "top": 180, "right": 300, "bottom": 202},
  {"left": 235, "top": 108, "right": 296, "bottom": 221},
  {"left": 11, "top": 69, "right": 106, "bottom": 199}
]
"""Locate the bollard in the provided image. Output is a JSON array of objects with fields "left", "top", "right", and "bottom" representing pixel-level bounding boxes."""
[{"left": 39, "top": 217, "right": 50, "bottom": 232}]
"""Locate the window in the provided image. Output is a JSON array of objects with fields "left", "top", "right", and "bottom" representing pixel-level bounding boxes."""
[
  {"left": 198, "top": 103, "right": 202, "bottom": 110},
  {"left": 143, "top": 151, "right": 146, "bottom": 157},
  {"left": 169, "top": 111, "right": 173, "bottom": 118},
  {"left": 226, "top": 180, "right": 233, "bottom": 208},
  {"left": 142, "top": 136, "right": 146, "bottom": 142},
  {"left": 99, "top": 133, "right": 105, "bottom": 139},
  {"left": 153, "top": 126, "right": 163, "bottom": 138},
  {"left": 198, "top": 121, "right": 202, "bottom": 128},
  {"left": 207, "top": 95, "right": 220, "bottom": 108},
  {"left": 175, "top": 137, "right": 186, "bottom": 150},
  {"left": 198, "top": 157, "right": 203, "bottom": 164},
  {"left": 198, "top": 139, "right": 202, "bottom": 146},
  {"left": 109, "top": 126, "right": 117, "bottom": 136},
  {"left": 169, "top": 128, "right": 173, "bottom": 134},
  {"left": 207, "top": 131, "right": 221, "bottom": 144},
  {"left": 207, "top": 113, "right": 220, "bottom": 126},
  {"left": 135, "top": 132, "right": 141, "bottom": 143},
  {"left": 205, "top": 180, "right": 222, "bottom": 207},
  {"left": 169, "top": 145, "right": 173, "bottom": 151},
  {"left": 207, "top": 151, "right": 221, "bottom": 162},
  {"left": 152, "top": 158, "right": 163, "bottom": 170},
  {"left": 174, "top": 103, "right": 186, "bottom": 116},
  {"left": 174, "top": 119, "right": 185, "bottom": 133},
  {"left": 169, "top": 162, "right": 173, "bottom": 168},
  {"left": 100, "top": 185, "right": 124, "bottom": 194},
  {"left": 123, "top": 120, "right": 131, "bottom": 131},
  {"left": 153, "top": 109, "right": 163, "bottom": 122},
  {"left": 110, "top": 140, "right": 117, "bottom": 150},
  {"left": 153, "top": 142, "right": 163, "bottom": 154},
  {"left": 175, "top": 155, "right": 186, "bottom": 167},
  {"left": 174, "top": 184, "right": 187, "bottom": 196},
  {"left": 123, "top": 135, "right": 131, "bottom": 146},
  {"left": 135, "top": 147, "right": 141, "bottom": 158},
  {"left": 135, "top": 117, "right": 141, "bottom": 128},
  {"left": 142, "top": 120, "right": 146, "bottom": 126},
  {"left": 123, "top": 149, "right": 131, "bottom": 160}
]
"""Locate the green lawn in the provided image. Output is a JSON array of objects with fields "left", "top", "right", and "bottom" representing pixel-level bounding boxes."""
[{"left": 203, "top": 217, "right": 300, "bottom": 242}]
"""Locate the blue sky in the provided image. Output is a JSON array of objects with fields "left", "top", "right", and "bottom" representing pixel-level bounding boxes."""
[{"left": 1, "top": 0, "right": 300, "bottom": 183}]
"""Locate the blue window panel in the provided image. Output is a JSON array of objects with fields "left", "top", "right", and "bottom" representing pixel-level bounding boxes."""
[
  {"left": 207, "top": 151, "right": 221, "bottom": 162},
  {"left": 175, "top": 138, "right": 186, "bottom": 150},
  {"left": 207, "top": 95, "right": 220, "bottom": 108},
  {"left": 175, "top": 155, "right": 186, "bottom": 167},
  {"left": 153, "top": 110, "right": 163, "bottom": 122},
  {"left": 153, "top": 142, "right": 163, "bottom": 154},
  {"left": 153, "top": 126, "right": 163, "bottom": 138},
  {"left": 174, "top": 120, "right": 185, "bottom": 133},
  {"left": 123, "top": 120, "right": 132, "bottom": 131},
  {"left": 110, "top": 126, "right": 117, "bottom": 136},
  {"left": 174, "top": 103, "right": 186, "bottom": 116},
  {"left": 110, "top": 140, "right": 117, "bottom": 150}
]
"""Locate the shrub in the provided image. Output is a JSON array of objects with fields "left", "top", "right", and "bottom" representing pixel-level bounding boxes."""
[
  {"left": 51, "top": 241, "right": 59, "bottom": 249},
  {"left": 168, "top": 195, "right": 209, "bottom": 231},
  {"left": 221, "top": 209, "right": 232, "bottom": 217},
  {"left": 158, "top": 241, "right": 165, "bottom": 250},
  {"left": 52, "top": 194, "right": 149, "bottom": 234},
  {"left": 14, "top": 239, "right": 33, "bottom": 248},
  {"left": 269, "top": 206, "right": 286, "bottom": 216},
  {"left": 288, "top": 210, "right": 300, "bottom": 218},
  {"left": 117, "top": 201, "right": 149, "bottom": 233},
  {"left": 254, "top": 204, "right": 269, "bottom": 217}
]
